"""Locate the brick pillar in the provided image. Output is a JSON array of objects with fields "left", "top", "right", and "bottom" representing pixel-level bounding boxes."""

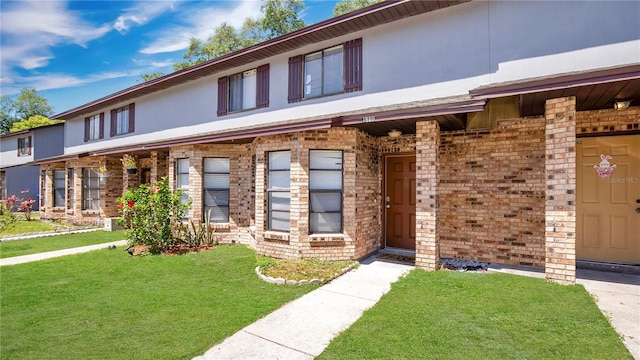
[
  {"left": 415, "top": 120, "right": 440, "bottom": 270},
  {"left": 151, "top": 151, "right": 168, "bottom": 183},
  {"left": 544, "top": 97, "right": 576, "bottom": 285}
]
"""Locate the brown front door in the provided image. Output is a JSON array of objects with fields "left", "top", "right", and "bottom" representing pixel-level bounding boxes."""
[
  {"left": 385, "top": 155, "right": 416, "bottom": 250},
  {"left": 577, "top": 135, "right": 640, "bottom": 264}
]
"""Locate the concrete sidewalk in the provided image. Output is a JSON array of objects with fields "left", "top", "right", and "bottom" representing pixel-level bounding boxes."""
[
  {"left": 194, "top": 257, "right": 413, "bottom": 360},
  {"left": 0, "top": 240, "right": 128, "bottom": 266}
]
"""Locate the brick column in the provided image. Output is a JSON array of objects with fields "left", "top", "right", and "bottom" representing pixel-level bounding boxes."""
[
  {"left": 544, "top": 97, "right": 576, "bottom": 285},
  {"left": 415, "top": 120, "right": 440, "bottom": 270}
]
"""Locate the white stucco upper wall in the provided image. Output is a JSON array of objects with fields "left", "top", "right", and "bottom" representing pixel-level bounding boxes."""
[
  {"left": 0, "top": 133, "right": 34, "bottom": 168},
  {"left": 64, "top": 0, "right": 640, "bottom": 155}
]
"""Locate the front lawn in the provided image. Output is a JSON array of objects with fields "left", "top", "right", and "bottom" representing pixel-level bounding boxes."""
[
  {"left": 318, "top": 270, "right": 632, "bottom": 360},
  {"left": 0, "top": 218, "right": 55, "bottom": 237},
  {"left": 0, "top": 230, "right": 126, "bottom": 258},
  {"left": 0, "top": 245, "right": 316, "bottom": 359}
]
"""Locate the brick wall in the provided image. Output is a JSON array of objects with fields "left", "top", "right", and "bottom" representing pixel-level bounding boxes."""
[
  {"left": 169, "top": 143, "right": 253, "bottom": 244},
  {"left": 439, "top": 117, "right": 546, "bottom": 267},
  {"left": 577, "top": 107, "right": 639, "bottom": 135}
]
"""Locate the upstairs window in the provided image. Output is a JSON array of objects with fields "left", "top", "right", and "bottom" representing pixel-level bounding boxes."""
[
  {"left": 203, "top": 158, "right": 230, "bottom": 223},
  {"left": 288, "top": 38, "right": 362, "bottom": 103},
  {"left": 304, "top": 46, "right": 343, "bottom": 98},
  {"left": 217, "top": 64, "right": 269, "bottom": 116},
  {"left": 110, "top": 103, "right": 135, "bottom": 136},
  {"left": 17, "top": 136, "right": 32, "bottom": 156},
  {"left": 309, "top": 150, "right": 343, "bottom": 233},
  {"left": 267, "top": 151, "right": 290, "bottom": 232},
  {"left": 53, "top": 170, "right": 65, "bottom": 207},
  {"left": 84, "top": 113, "right": 104, "bottom": 142}
]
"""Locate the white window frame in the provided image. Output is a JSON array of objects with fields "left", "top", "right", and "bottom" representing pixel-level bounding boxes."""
[
  {"left": 82, "top": 168, "right": 100, "bottom": 210},
  {"left": 17, "top": 136, "right": 32, "bottom": 156},
  {"left": 304, "top": 45, "right": 344, "bottom": 99},
  {"left": 309, "top": 150, "right": 343, "bottom": 234},
  {"left": 267, "top": 151, "right": 291, "bottom": 232},
  {"left": 87, "top": 115, "right": 100, "bottom": 140},
  {"left": 203, "top": 158, "right": 230, "bottom": 223},
  {"left": 114, "top": 106, "right": 129, "bottom": 135},
  {"left": 176, "top": 158, "right": 190, "bottom": 218},
  {"left": 229, "top": 69, "right": 257, "bottom": 112},
  {"left": 53, "top": 170, "right": 66, "bottom": 207}
]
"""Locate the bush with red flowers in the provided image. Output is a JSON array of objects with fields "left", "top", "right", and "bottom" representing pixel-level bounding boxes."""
[{"left": 117, "top": 177, "right": 191, "bottom": 254}]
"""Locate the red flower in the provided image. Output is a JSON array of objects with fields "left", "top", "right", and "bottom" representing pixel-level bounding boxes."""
[
  {"left": 127, "top": 201, "right": 135, "bottom": 208},
  {"left": 118, "top": 202, "right": 124, "bottom": 210},
  {"left": 152, "top": 186, "right": 161, "bottom": 192}
]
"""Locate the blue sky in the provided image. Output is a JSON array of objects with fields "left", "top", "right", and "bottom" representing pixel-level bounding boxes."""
[{"left": 0, "top": 0, "right": 340, "bottom": 117}]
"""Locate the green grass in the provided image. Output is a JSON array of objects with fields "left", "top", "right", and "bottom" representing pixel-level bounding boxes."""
[
  {"left": 318, "top": 270, "right": 632, "bottom": 360},
  {"left": 0, "top": 245, "right": 316, "bottom": 359},
  {"left": 0, "top": 230, "right": 126, "bottom": 258},
  {"left": 0, "top": 219, "right": 55, "bottom": 236},
  {"left": 257, "top": 255, "right": 357, "bottom": 281}
]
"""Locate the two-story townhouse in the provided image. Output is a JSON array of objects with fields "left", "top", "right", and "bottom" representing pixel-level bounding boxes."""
[
  {"left": 39, "top": 0, "right": 639, "bottom": 284},
  {"left": 1, "top": 123, "right": 64, "bottom": 211}
]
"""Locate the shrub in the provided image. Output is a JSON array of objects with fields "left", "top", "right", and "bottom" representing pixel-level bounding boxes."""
[
  {"left": 117, "top": 177, "right": 191, "bottom": 253},
  {"left": 0, "top": 203, "right": 16, "bottom": 231}
]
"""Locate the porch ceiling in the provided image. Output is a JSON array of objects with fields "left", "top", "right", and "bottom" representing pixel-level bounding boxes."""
[{"left": 520, "top": 78, "right": 640, "bottom": 116}]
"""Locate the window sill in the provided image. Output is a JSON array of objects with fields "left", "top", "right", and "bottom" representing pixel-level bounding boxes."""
[
  {"left": 52, "top": 207, "right": 65, "bottom": 212},
  {"left": 81, "top": 210, "right": 100, "bottom": 215},
  {"left": 264, "top": 231, "right": 290, "bottom": 243},
  {"left": 309, "top": 233, "right": 346, "bottom": 247}
]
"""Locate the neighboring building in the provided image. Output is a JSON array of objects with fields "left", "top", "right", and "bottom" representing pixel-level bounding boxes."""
[
  {"left": 0, "top": 123, "right": 65, "bottom": 211},
  {"left": 38, "top": 1, "right": 640, "bottom": 284}
]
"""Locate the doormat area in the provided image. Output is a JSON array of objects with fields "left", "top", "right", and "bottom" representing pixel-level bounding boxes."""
[{"left": 376, "top": 253, "right": 416, "bottom": 264}]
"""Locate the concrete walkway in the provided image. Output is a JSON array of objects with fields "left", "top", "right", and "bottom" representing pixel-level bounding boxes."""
[
  {"left": 193, "top": 257, "right": 413, "bottom": 360},
  {"left": 0, "top": 240, "right": 128, "bottom": 266}
]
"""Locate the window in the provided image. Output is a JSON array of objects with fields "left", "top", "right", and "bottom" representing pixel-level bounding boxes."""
[
  {"left": 53, "top": 170, "right": 65, "bottom": 207},
  {"left": 82, "top": 168, "right": 100, "bottom": 210},
  {"left": 17, "top": 136, "right": 32, "bottom": 156},
  {"left": 288, "top": 38, "right": 362, "bottom": 103},
  {"left": 309, "top": 150, "right": 343, "bottom": 233},
  {"left": 40, "top": 170, "right": 46, "bottom": 208},
  {"left": 110, "top": 103, "right": 135, "bottom": 136},
  {"left": 267, "top": 151, "right": 290, "bottom": 232},
  {"left": 304, "top": 46, "right": 343, "bottom": 98},
  {"left": 67, "top": 168, "right": 74, "bottom": 210},
  {"left": 217, "top": 64, "right": 269, "bottom": 116},
  {"left": 84, "top": 113, "right": 104, "bottom": 141},
  {"left": 203, "top": 158, "right": 230, "bottom": 223},
  {"left": 176, "top": 158, "right": 190, "bottom": 216}
]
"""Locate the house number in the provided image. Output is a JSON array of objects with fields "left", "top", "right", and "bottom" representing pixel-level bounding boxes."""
[{"left": 362, "top": 116, "right": 376, "bottom": 123}]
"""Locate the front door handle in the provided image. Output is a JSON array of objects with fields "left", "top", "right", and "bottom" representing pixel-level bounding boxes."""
[{"left": 636, "top": 207, "right": 640, "bottom": 213}]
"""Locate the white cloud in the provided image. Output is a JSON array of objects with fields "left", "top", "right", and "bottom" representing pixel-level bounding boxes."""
[
  {"left": 0, "top": 71, "right": 135, "bottom": 97},
  {"left": 140, "top": 1, "right": 262, "bottom": 54},
  {"left": 0, "top": 0, "right": 111, "bottom": 77},
  {"left": 113, "top": 1, "right": 181, "bottom": 34}
]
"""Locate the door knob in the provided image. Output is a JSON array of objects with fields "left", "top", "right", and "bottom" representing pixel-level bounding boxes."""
[
  {"left": 636, "top": 199, "right": 640, "bottom": 203},
  {"left": 636, "top": 207, "right": 640, "bottom": 213}
]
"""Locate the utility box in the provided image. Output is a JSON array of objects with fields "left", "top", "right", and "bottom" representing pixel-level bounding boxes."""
[{"left": 104, "top": 218, "right": 123, "bottom": 232}]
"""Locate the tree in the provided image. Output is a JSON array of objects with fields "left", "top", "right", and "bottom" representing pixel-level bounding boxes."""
[
  {"left": 9, "top": 115, "right": 63, "bottom": 133},
  {"left": 139, "top": 72, "right": 166, "bottom": 82},
  {"left": 173, "top": 23, "right": 255, "bottom": 71},
  {"left": 0, "top": 88, "right": 54, "bottom": 134},
  {"left": 259, "top": 0, "right": 305, "bottom": 39},
  {"left": 333, "top": 0, "right": 382, "bottom": 17},
  {"left": 142, "top": 0, "right": 306, "bottom": 78}
]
